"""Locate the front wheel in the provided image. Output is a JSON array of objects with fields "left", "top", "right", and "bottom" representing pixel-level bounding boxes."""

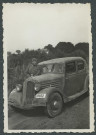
[{"left": 45, "top": 92, "right": 63, "bottom": 118}]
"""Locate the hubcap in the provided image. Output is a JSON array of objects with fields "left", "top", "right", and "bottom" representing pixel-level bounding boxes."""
[
  {"left": 51, "top": 100, "right": 60, "bottom": 111},
  {"left": 53, "top": 101, "right": 57, "bottom": 106}
]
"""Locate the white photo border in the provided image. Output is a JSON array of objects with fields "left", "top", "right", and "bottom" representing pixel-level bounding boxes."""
[{"left": 3, "top": 3, "right": 94, "bottom": 133}]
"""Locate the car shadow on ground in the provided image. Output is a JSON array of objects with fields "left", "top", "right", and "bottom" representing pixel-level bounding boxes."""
[
  {"left": 9, "top": 92, "right": 89, "bottom": 118},
  {"left": 13, "top": 106, "right": 46, "bottom": 117},
  {"left": 63, "top": 92, "right": 89, "bottom": 111}
]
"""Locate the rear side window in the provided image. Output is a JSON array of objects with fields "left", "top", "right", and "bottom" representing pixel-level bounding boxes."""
[
  {"left": 66, "top": 61, "right": 76, "bottom": 74},
  {"left": 77, "top": 61, "right": 84, "bottom": 71}
]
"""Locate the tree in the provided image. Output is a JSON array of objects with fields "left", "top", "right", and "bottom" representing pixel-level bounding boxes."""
[
  {"left": 16, "top": 50, "right": 21, "bottom": 55},
  {"left": 55, "top": 42, "right": 74, "bottom": 53},
  {"left": 70, "top": 49, "right": 87, "bottom": 60},
  {"left": 44, "top": 44, "right": 54, "bottom": 52},
  {"left": 7, "top": 51, "right": 12, "bottom": 57},
  {"left": 75, "top": 43, "right": 89, "bottom": 56}
]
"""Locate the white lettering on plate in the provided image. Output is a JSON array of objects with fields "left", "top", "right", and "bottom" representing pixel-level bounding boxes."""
[{"left": 35, "top": 94, "right": 46, "bottom": 98}]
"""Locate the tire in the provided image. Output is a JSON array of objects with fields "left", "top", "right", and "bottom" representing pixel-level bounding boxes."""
[
  {"left": 45, "top": 92, "right": 63, "bottom": 118},
  {"left": 86, "top": 76, "right": 89, "bottom": 93},
  {"left": 86, "top": 85, "right": 89, "bottom": 96}
]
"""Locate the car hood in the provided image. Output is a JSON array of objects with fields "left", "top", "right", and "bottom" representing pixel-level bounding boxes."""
[{"left": 32, "top": 73, "right": 64, "bottom": 83}]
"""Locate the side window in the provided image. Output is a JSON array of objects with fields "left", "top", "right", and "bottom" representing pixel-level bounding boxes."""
[
  {"left": 66, "top": 61, "right": 76, "bottom": 74},
  {"left": 77, "top": 61, "right": 84, "bottom": 71},
  {"left": 53, "top": 64, "right": 63, "bottom": 73}
]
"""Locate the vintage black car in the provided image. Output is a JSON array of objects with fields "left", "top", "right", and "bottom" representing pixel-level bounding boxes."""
[{"left": 9, "top": 57, "right": 89, "bottom": 117}]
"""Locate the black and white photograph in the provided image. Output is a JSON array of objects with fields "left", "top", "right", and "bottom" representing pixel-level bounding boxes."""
[{"left": 3, "top": 3, "right": 94, "bottom": 133}]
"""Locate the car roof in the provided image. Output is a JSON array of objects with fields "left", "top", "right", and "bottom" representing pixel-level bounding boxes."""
[{"left": 38, "top": 57, "right": 84, "bottom": 65}]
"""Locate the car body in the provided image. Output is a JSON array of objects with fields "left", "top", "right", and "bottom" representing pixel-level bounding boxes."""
[{"left": 8, "top": 57, "right": 89, "bottom": 117}]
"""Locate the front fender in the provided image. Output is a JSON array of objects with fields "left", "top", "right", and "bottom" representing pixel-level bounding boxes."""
[
  {"left": 8, "top": 89, "right": 22, "bottom": 106},
  {"left": 32, "top": 87, "right": 61, "bottom": 106}
]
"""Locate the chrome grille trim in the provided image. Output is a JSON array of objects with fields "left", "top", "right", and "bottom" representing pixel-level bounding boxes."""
[{"left": 26, "top": 81, "right": 35, "bottom": 104}]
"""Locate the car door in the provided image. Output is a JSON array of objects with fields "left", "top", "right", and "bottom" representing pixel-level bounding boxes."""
[
  {"left": 76, "top": 60, "right": 87, "bottom": 93},
  {"left": 64, "top": 60, "right": 78, "bottom": 97}
]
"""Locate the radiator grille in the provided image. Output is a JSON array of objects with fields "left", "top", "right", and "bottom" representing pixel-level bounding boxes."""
[{"left": 26, "top": 81, "right": 35, "bottom": 104}]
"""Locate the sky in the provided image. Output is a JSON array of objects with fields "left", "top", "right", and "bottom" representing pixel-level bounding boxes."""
[{"left": 3, "top": 3, "right": 91, "bottom": 53}]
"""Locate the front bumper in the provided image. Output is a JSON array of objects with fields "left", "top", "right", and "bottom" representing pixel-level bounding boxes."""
[{"left": 8, "top": 97, "right": 46, "bottom": 110}]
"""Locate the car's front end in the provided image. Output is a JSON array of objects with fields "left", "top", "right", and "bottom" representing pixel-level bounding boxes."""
[{"left": 8, "top": 73, "right": 64, "bottom": 110}]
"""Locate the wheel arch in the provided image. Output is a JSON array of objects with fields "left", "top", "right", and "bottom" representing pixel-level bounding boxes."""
[
  {"left": 36, "top": 87, "right": 64, "bottom": 103},
  {"left": 84, "top": 74, "right": 89, "bottom": 91}
]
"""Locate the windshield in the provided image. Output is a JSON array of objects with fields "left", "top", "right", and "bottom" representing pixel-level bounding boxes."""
[{"left": 41, "top": 64, "right": 63, "bottom": 74}]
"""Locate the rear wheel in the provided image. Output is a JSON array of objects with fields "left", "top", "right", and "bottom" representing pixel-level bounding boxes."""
[{"left": 46, "top": 92, "right": 63, "bottom": 117}]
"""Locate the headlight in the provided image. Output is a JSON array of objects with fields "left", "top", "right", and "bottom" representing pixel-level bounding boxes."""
[
  {"left": 34, "top": 83, "right": 41, "bottom": 91},
  {"left": 16, "top": 84, "right": 22, "bottom": 92}
]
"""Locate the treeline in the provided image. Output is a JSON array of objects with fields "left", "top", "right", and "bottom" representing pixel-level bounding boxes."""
[
  {"left": 8, "top": 42, "right": 89, "bottom": 69},
  {"left": 7, "top": 42, "right": 89, "bottom": 94}
]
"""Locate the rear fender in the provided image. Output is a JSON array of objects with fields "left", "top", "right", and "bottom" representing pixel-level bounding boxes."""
[{"left": 84, "top": 74, "right": 89, "bottom": 91}]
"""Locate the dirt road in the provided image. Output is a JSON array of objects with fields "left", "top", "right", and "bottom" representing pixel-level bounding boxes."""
[{"left": 8, "top": 93, "right": 89, "bottom": 130}]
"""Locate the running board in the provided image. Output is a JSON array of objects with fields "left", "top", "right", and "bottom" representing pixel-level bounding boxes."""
[{"left": 64, "top": 89, "right": 88, "bottom": 103}]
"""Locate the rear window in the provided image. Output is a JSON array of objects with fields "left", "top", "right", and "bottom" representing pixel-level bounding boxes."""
[
  {"left": 66, "top": 61, "right": 76, "bottom": 74},
  {"left": 77, "top": 61, "right": 84, "bottom": 71}
]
